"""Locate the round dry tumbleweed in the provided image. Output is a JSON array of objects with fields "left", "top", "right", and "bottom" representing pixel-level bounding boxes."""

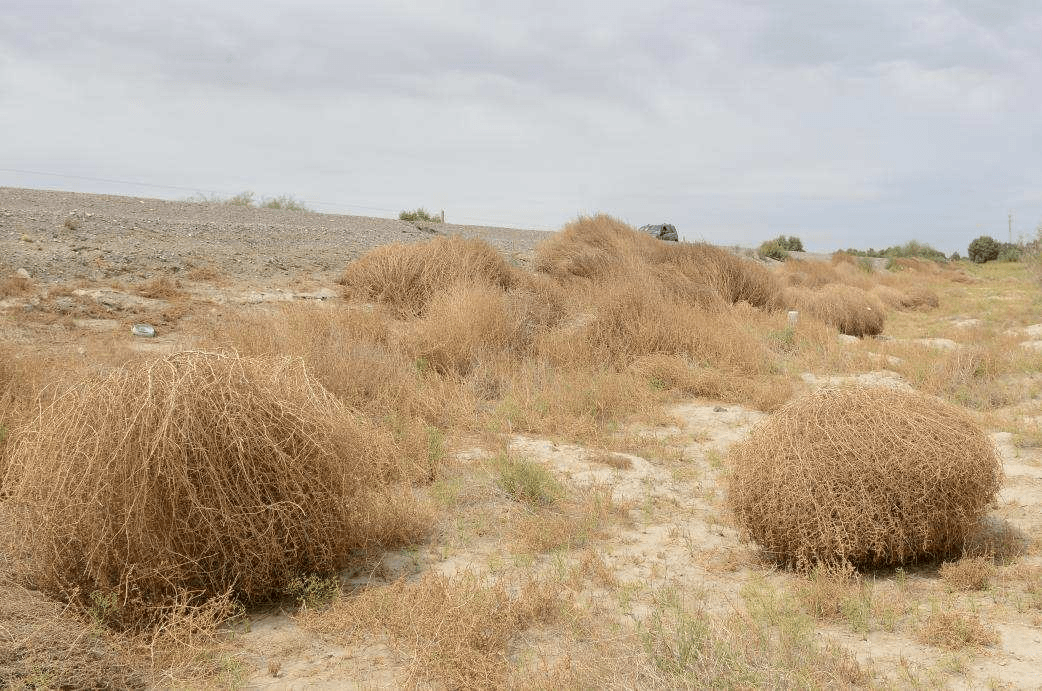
[{"left": 727, "top": 386, "right": 1002, "bottom": 568}]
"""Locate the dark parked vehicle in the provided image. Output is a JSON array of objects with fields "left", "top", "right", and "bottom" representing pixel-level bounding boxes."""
[{"left": 638, "top": 223, "right": 678, "bottom": 241}]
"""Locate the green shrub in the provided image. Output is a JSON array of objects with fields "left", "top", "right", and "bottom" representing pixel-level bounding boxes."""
[
  {"left": 399, "top": 208, "right": 443, "bottom": 223},
  {"left": 759, "top": 235, "right": 803, "bottom": 257},
  {"left": 757, "top": 239, "right": 789, "bottom": 261},
  {"left": 968, "top": 236, "right": 1000, "bottom": 264},
  {"left": 997, "top": 243, "right": 1021, "bottom": 262},
  {"left": 949, "top": 252, "right": 961, "bottom": 262},
  {"left": 492, "top": 454, "right": 562, "bottom": 507},
  {"left": 261, "top": 195, "right": 310, "bottom": 211},
  {"left": 843, "top": 241, "right": 945, "bottom": 261}
]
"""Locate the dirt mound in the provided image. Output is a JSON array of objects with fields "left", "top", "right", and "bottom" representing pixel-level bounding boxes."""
[{"left": 727, "top": 386, "right": 1002, "bottom": 567}]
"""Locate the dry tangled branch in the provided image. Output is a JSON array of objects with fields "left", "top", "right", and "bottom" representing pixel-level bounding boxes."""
[
  {"left": 727, "top": 386, "right": 1002, "bottom": 568},
  {"left": 2, "top": 351, "right": 421, "bottom": 621}
]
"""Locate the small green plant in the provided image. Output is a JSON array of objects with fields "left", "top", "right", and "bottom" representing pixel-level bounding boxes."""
[
  {"left": 968, "top": 235, "right": 1000, "bottom": 263},
  {"left": 88, "top": 589, "right": 121, "bottom": 626},
  {"left": 261, "top": 195, "right": 310, "bottom": 211},
  {"left": 768, "top": 326, "right": 797, "bottom": 352},
  {"left": 399, "top": 208, "right": 442, "bottom": 223},
  {"left": 285, "top": 574, "right": 340, "bottom": 608},
  {"left": 492, "top": 454, "right": 562, "bottom": 507},
  {"left": 225, "top": 191, "right": 256, "bottom": 207},
  {"left": 426, "top": 425, "right": 445, "bottom": 467}
]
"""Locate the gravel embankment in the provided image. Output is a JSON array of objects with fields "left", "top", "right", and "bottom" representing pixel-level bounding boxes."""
[{"left": 0, "top": 187, "right": 551, "bottom": 283}]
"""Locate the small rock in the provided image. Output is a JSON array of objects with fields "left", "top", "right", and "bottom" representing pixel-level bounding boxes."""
[
  {"left": 20, "top": 234, "right": 32, "bottom": 242},
  {"left": 131, "top": 323, "right": 157, "bottom": 338},
  {"left": 713, "top": 406, "right": 727, "bottom": 412},
  {"left": 53, "top": 296, "right": 77, "bottom": 313},
  {"left": 15, "top": 268, "right": 30, "bottom": 279},
  {"left": 837, "top": 334, "right": 860, "bottom": 345}
]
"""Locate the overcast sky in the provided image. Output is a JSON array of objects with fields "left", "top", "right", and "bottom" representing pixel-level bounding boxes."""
[{"left": 2, "top": 1, "right": 1041, "bottom": 252}]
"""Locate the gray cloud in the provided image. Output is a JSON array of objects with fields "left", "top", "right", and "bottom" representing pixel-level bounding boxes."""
[{"left": 1, "top": 0, "right": 1040, "bottom": 250}]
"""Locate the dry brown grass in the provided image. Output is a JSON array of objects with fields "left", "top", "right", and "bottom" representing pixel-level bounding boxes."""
[
  {"left": 301, "top": 573, "right": 559, "bottom": 689},
  {"left": 3, "top": 351, "right": 428, "bottom": 621},
  {"left": 900, "top": 286, "right": 940, "bottom": 310},
  {"left": 894, "top": 344, "right": 1017, "bottom": 410},
  {"left": 939, "top": 556, "right": 996, "bottom": 591},
  {"left": 0, "top": 273, "right": 32, "bottom": 298},
  {"left": 778, "top": 258, "right": 847, "bottom": 289},
  {"left": 728, "top": 386, "right": 1003, "bottom": 568},
  {"left": 0, "top": 576, "right": 238, "bottom": 688},
  {"left": 409, "top": 281, "right": 521, "bottom": 375},
  {"left": 0, "top": 580, "right": 149, "bottom": 688},
  {"left": 338, "top": 235, "right": 516, "bottom": 315},
  {"left": 134, "top": 274, "right": 185, "bottom": 300},
  {"left": 915, "top": 609, "right": 999, "bottom": 649},
  {"left": 184, "top": 264, "right": 223, "bottom": 282},
  {"left": 789, "top": 284, "right": 885, "bottom": 336},
  {"left": 512, "top": 486, "right": 630, "bottom": 553},
  {"left": 535, "top": 214, "right": 784, "bottom": 310}
]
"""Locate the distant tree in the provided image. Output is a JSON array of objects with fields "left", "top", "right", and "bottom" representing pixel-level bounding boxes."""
[
  {"left": 759, "top": 235, "right": 804, "bottom": 258},
  {"left": 757, "top": 239, "right": 789, "bottom": 261},
  {"left": 949, "top": 251, "right": 961, "bottom": 262},
  {"left": 968, "top": 236, "right": 1000, "bottom": 263},
  {"left": 997, "top": 242, "right": 1022, "bottom": 262}
]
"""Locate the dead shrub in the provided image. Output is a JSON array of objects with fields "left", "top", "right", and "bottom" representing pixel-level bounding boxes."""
[
  {"left": 535, "top": 215, "right": 784, "bottom": 310},
  {"left": 134, "top": 274, "right": 185, "bottom": 300},
  {"left": 409, "top": 281, "right": 520, "bottom": 375},
  {"left": 215, "top": 303, "right": 465, "bottom": 424},
  {"left": 0, "top": 575, "right": 238, "bottom": 688},
  {"left": 900, "top": 286, "right": 940, "bottom": 310},
  {"left": 627, "top": 353, "right": 792, "bottom": 411},
  {"left": 939, "top": 556, "right": 996, "bottom": 591},
  {"left": 916, "top": 609, "right": 999, "bottom": 649},
  {"left": 0, "top": 273, "right": 32, "bottom": 298},
  {"left": 488, "top": 362, "right": 658, "bottom": 440},
  {"left": 870, "top": 284, "right": 906, "bottom": 308},
  {"left": 654, "top": 242, "right": 784, "bottom": 310},
  {"left": 537, "top": 278, "right": 772, "bottom": 376},
  {"left": 338, "top": 235, "right": 515, "bottom": 315},
  {"left": 789, "top": 284, "right": 885, "bottom": 336},
  {"left": 3, "top": 351, "right": 423, "bottom": 621},
  {"left": 778, "top": 259, "right": 843, "bottom": 288},
  {"left": 301, "top": 573, "right": 559, "bottom": 689},
  {"left": 728, "top": 386, "right": 1002, "bottom": 568}
]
